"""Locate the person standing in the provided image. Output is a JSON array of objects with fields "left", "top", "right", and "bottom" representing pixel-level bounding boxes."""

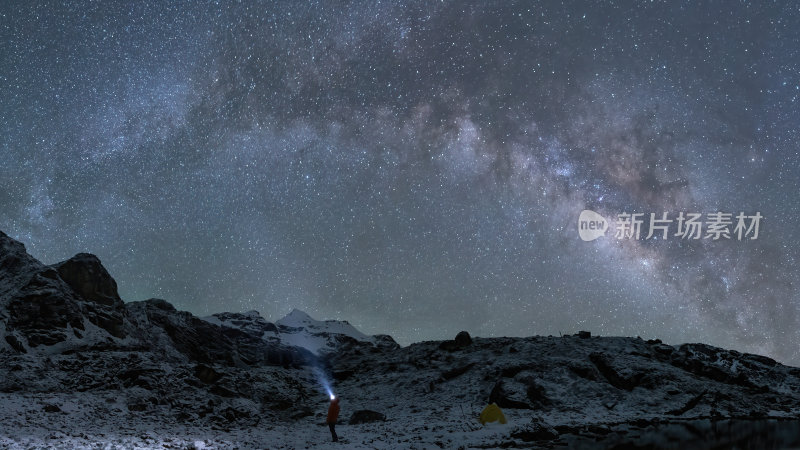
[{"left": 327, "top": 397, "right": 340, "bottom": 442}]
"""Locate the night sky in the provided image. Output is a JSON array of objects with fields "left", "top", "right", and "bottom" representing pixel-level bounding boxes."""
[{"left": 2, "top": 2, "right": 799, "bottom": 363}]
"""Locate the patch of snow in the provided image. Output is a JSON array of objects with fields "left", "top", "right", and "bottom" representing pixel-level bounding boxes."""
[{"left": 203, "top": 308, "right": 379, "bottom": 355}]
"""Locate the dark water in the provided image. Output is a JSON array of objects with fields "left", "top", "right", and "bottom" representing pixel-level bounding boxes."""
[{"left": 562, "top": 419, "right": 800, "bottom": 450}]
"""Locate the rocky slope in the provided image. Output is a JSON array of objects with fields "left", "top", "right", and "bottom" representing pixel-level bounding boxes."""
[
  {"left": 1, "top": 230, "right": 800, "bottom": 449},
  {"left": 0, "top": 230, "right": 391, "bottom": 365}
]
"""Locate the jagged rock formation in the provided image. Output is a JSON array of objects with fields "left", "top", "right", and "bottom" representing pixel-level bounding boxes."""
[
  {"left": 0, "top": 233, "right": 128, "bottom": 348},
  {"left": 0, "top": 231, "right": 391, "bottom": 366},
  {"left": 2, "top": 230, "right": 800, "bottom": 448}
]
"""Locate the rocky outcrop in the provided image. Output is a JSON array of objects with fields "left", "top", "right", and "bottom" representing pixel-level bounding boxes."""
[
  {"left": 373, "top": 334, "right": 401, "bottom": 351},
  {"left": 0, "top": 233, "right": 129, "bottom": 348},
  {"left": 0, "top": 232, "right": 317, "bottom": 369},
  {"left": 52, "top": 253, "right": 127, "bottom": 339},
  {"left": 6, "top": 272, "right": 86, "bottom": 346},
  {"left": 489, "top": 380, "right": 532, "bottom": 409},
  {"left": 126, "top": 299, "right": 242, "bottom": 365},
  {"left": 53, "top": 253, "right": 123, "bottom": 308},
  {"left": 668, "top": 343, "right": 763, "bottom": 389},
  {"left": 125, "top": 299, "right": 316, "bottom": 367},
  {"left": 589, "top": 352, "right": 642, "bottom": 391}
]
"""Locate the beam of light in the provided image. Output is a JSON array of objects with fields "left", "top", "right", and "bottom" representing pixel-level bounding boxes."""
[{"left": 313, "top": 366, "right": 335, "bottom": 400}]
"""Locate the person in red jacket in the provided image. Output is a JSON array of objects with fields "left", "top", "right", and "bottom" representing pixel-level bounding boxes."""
[{"left": 327, "top": 397, "right": 340, "bottom": 442}]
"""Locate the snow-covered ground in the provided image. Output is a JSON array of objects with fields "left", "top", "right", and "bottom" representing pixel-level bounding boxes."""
[
  {"left": 3, "top": 230, "right": 800, "bottom": 449},
  {"left": 3, "top": 332, "right": 800, "bottom": 449}
]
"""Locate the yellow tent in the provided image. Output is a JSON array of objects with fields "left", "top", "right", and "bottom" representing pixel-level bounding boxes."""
[{"left": 479, "top": 403, "right": 507, "bottom": 425}]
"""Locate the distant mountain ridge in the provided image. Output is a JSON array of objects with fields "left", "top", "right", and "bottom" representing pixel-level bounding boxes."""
[
  {"left": 203, "top": 308, "right": 397, "bottom": 356},
  {"left": 0, "top": 230, "right": 395, "bottom": 363}
]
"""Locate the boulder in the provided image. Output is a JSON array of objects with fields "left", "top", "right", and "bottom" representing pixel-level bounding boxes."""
[
  {"left": 438, "top": 331, "right": 473, "bottom": 352},
  {"left": 43, "top": 404, "right": 61, "bottom": 413},
  {"left": 489, "top": 380, "right": 531, "bottom": 409},
  {"left": 454, "top": 331, "right": 472, "bottom": 346}
]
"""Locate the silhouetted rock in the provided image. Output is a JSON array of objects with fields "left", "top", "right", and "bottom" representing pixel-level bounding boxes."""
[
  {"left": 439, "top": 331, "right": 473, "bottom": 352},
  {"left": 209, "top": 384, "right": 238, "bottom": 398},
  {"left": 454, "top": 331, "right": 472, "bottom": 346}
]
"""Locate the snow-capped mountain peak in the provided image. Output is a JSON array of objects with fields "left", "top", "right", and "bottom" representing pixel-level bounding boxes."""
[
  {"left": 275, "top": 308, "right": 316, "bottom": 327},
  {"left": 273, "top": 308, "right": 375, "bottom": 354},
  {"left": 203, "top": 308, "right": 398, "bottom": 355}
]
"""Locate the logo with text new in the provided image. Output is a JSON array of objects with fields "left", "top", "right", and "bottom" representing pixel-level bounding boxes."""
[{"left": 578, "top": 210, "right": 608, "bottom": 241}]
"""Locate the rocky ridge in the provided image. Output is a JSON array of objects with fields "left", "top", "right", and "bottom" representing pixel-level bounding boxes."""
[{"left": 1, "top": 230, "right": 800, "bottom": 448}]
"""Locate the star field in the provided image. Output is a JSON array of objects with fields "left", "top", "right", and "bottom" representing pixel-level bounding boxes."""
[{"left": 2, "top": 2, "right": 799, "bottom": 363}]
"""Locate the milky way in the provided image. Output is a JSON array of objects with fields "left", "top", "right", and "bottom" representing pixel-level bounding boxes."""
[{"left": 2, "top": 2, "right": 799, "bottom": 363}]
